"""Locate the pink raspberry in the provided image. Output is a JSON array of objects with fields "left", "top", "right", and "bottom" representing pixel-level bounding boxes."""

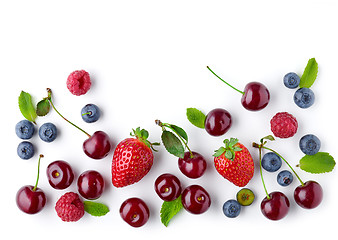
[
  {"left": 270, "top": 112, "right": 298, "bottom": 138},
  {"left": 55, "top": 192, "right": 84, "bottom": 222},
  {"left": 66, "top": 70, "right": 91, "bottom": 96}
]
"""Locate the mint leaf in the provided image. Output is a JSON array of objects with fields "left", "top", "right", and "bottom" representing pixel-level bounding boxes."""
[
  {"left": 298, "top": 152, "right": 335, "bottom": 174},
  {"left": 161, "top": 130, "right": 185, "bottom": 158},
  {"left": 299, "top": 58, "right": 318, "bottom": 88},
  {"left": 186, "top": 108, "right": 206, "bottom": 129},
  {"left": 18, "top": 91, "right": 37, "bottom": 123},
  {"left": 36, "top": 98, "right": 50, "bottom": 116},
  {"left": 160, "top": 195, "right": 183, "bottom": 227},
  {"left": 83, "top": 201, "right": 109, "bottom": 216},
  {"left": 169, "top": 124, "right": 188, "bottom": 142}
]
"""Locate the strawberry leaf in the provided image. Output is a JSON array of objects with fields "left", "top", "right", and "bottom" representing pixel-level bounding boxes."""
[
  {"left": 161, "top": 130, "right": 185, "bottom": 158},
  {"left": 36, "top": 98, "right": 50, "bottom": 116},
  {"left": 298, "top": 152, "right": 335, "bottom": 174},
  {"left": 213, "top": 147, "right": 226, "bottom": 157},
  {"left": 160, "top": 195, "right": 183, "bottom": 227},
  {"left": 83, "top": 201, "right": 109, "bottom": 216},
  {"left": 299, "top": 58, "right": 318, "bottom": 88},
  {"left": 18, "top": 91, "right": 37, "bottom": 123},
  {"left": 186, "top": 108, "right": 206, "bottom": 129}
]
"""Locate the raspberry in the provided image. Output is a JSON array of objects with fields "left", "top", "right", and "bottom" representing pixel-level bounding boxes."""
[
  {"left": 66, "top": 70, "right": 91, "bottom": 96},
  {"left": 55, "top": 192, "right": 84, "bottom": 222},
  {"left": 270, "top": 112, "right": 298, "bottom": 138}
]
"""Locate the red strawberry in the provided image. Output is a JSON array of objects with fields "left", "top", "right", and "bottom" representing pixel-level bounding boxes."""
[
  {"left": 112, "top": 127, "right": 159, "bottom": 188},
  {"left": 213, "top": 138, "right": 254, "bottom": 187}
]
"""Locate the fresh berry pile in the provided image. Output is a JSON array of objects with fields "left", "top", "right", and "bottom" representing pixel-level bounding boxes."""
[{"left": 15, "top": 59, "right": 335, "bottom": 226}]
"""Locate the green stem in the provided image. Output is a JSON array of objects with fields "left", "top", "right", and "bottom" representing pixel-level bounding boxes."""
[
  {"left": 259, "top": 147, "right": 270, "bottom": 199},
  {"left": 206, "top": 66, "right": 245, "bottom": 95},
  {"left": 261, "top": 146, "right": 305, "bottom": 186},
  {"left": 47, "top": 88, "right": 91, "bottom": 138},
  {"left": 33, "top": 154, "right": 44, "bottom": 192}
]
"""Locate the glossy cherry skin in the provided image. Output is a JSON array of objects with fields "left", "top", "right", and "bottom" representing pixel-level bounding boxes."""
[
  {"left": 120, "top": 197, "right": 150, "bottom": 228},
  {"left": 77, "top": 170, "right": 105, "bottom": 200},
  {"left": 294, "top": 180, "right": 323, "bottom": 209},
  {"left": 178, "top": 151, "right": 207, "bottom": 179},
  {"left": 181, "top": 185, "right": 211, "bottom": 214},
  {"left": 204, "top": 108, "right": 232, "bottom": 136},
  {"left": 16, "top": 185, "right": 46, "bottom": 214},
  {"left": 261, "top": 191, "right": 290, "bottom": 221},
  {"left": 83, "top": 131, "right": 112, "bottom": 159},
  {"left": 154, "top": 173, "right": 182, "bottom": 201},
  {"left": 46, "top": 160, "right": 74, "bottom": 190},
  {"left": 241, "top": 82, "right": 270, "bottom": 111}
]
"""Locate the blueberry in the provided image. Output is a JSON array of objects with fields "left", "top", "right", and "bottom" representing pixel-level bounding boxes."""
[
  {"left": 294, "top": 88, "right": 315, "bottom": 108},
  {"left": 17, "top": 141, "right": 35, "bottom": 160},
  {"left": 299, "top": 134, "right": 321, "bottom": 155},
  {"left": 261, "top": 152, "right": 282, "bottom": 172},
  {"left": 283, "top": 72, "right": 300, "bottom": 89},
  {"left": 81, "top": 104, "right": 100, "bottom": 123},
  {"left": 223, "top": 199, "right": 241, "bottom": 218},
  {"left": 39, "top": 122, "right": 57, "bottom": 142},
  {"left": 277, "top": 170, "right": 293, "bottom": 186},
  {"left": 15, "top": 120, "right": 35, "bottom": 139}
]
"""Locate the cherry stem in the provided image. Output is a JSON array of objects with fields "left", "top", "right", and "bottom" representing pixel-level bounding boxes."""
[
  {"left": 206, "top": 66, "right": 245, "bottom": 95},
  {"left": 258, "top": 147, "right": 270, "bottom": 200},
  {"left": 47, "top": 88, "right": 91, "bottom": 138},
  {"left": 33, "top": 154, "right": 44, "bottom": 192}
]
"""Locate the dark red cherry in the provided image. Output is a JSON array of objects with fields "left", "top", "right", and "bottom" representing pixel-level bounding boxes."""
[
  {"left": 178, "top": 151, "right": 207, "bottom": 179},
  {"left": 46, "top": 160, "right": 74, "bottom": 189},
  {"left": 154, "top": 173, "right": 182, "bottom": 201},
  {"left": 181, "top": 185, "right": 211, "bottom": 214},
  {"left": 83, "top": 131, "right": 112, "bottom": 159},
  {"left": 241, "top": 82, "right": 270, "bottom": 111},
  {"left": 16, "top": 185, "right": 46, "bottom": 214},
  {"left": 260, "top": 191, "right": 290, "bottom": 221},
  {"left": 294, "top": 180, "right": 323, "bottom": 209},
  {"left": 204, "top": 108, "right": 232, "bottom": 136},
  {"left": 77, "top": 170, "right": 105, "bottom": 200},
  {"left": 120, "top": 197, "right": 150, "bottom": 227}
]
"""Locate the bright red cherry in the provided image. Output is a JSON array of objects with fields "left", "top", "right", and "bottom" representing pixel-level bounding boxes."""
[
  {"left": 46, "top": 160, "right": 74, "bottom": 189},
  {"left": 207, "top": 66, "right": 270, "bottom": 111},
  {"left": 181, "top": 185, "right": 211, "bottom": 214},
  {"left": 204, "top": 108, "right": 232, "bottom": 136},
  {"left": 16, "top": 154, "right": 46, "bottom": 214},
  {"left": 120, "top": 197, "right": 150, "bottom": 227},
  {"left": 294, "top": 180, "right": 323, "bottom": 209},
  {"left": 260, "top": 191, "right": 290, "bottom": 220},
  {"left": 178, "top": 151, "right": 207, "bottom": 179},
  {"left": 77, "top": 170, "right": 105, "bottom": 200},
  {"left": 83, "top": 131, "right": 112, "bottom": 159},
  {"left": 154, "top": 173, "right": 182, "bottom": 201}
]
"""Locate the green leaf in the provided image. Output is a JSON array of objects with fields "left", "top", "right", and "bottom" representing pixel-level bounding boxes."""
[
  {"left": 18, "top": 91, "right": 37, "bottom": 123},
  {"left": 298, "top": 152, "right": 335, "bottom": 174},
  {"left": 225, "top": 150, "right": 233, "bottom": 159},
  {"left": 213, "top": 146, "right": 226, "bottom": 157},
  {"left": 160, "top": 195, "right": 183, "bottom": 227},
  {"left": 169, "top": 124, "right": 188, "bottom": 142},
  {"left": 299, "top": 58, "right": 318, "bottom": 88},
  {"left": 186, "top": 108, "right": 206, "bottom": 129},
  {"left": 161, "top": 130, "right": 185, "bottom": 158},
  {"left": 260, "top": 135, "right": 275, "bottom": 144},
  {"left": 36, "top": 98, "right": 50, "bottom": 116},
  {"left": 229, "top": 138, "right": 239, "bottom": 147},
  {"left": 83, "top": 201, "right": 109, "bottom": 217}
]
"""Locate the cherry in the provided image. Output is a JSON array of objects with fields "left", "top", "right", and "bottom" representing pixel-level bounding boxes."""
[
  {"left": 207, "top": 66, "right": 270, "bottom": 111},
  {"left": 120, "top": 197, "right": 150, "bottom": 227},
  {"left": 46, "top": 160, "right": 74, "bottom": 189},
  {"left": 16, "top": 154, "right": 46, "bottom": 214},
  {"left": 154, "top": 173, "right": 182, "bottom": 201},
  {"left": 178, "top": 151, "right": 207, "bottom": 179},
  {"left": 204, "top": 108, "right": 232, "bottom": 136},
  {"left": 260, "top": 191, "right": 290, "bottom": 221},
  {"left": 46, "top": 88, "right": 112, "bottom": 160},
  {"left": 294, "top": 180, "right": 323, "bottom": 209},
  {"left": 181, "top": 185, "right": 211, "bottom": 214},
  {"left": 77, "top": 170, "right": 105, "bottom": 200}
]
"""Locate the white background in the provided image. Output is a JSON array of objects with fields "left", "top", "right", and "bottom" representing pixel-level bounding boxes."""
[{"left": 1, "top": 0, "right": 337, "bottom": 239}]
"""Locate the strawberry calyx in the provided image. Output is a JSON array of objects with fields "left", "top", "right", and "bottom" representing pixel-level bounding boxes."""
[
  {"left": 213, "top": 138, "right": 242, "bottom": 160},
  {"left": 130, "top": 127, "right": 160, "bottom": 152}
]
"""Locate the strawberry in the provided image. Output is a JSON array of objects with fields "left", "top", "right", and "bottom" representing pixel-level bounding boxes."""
[
  {"left": 112, "top": 127, "right": 159, "bottom": 188},
  {"left": 213, "top": 138, "right": 254, "bottom": 187}
]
